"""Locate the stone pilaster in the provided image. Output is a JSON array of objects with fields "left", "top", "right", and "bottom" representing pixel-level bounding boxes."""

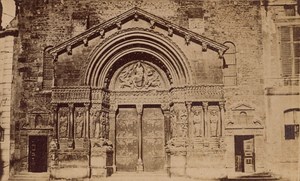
[
  {"left": 109, "top": 104, "right": 117, "bottom": 173},
  {"left": 219, "top": 101, "right": 225, "bottom": 137},
  {"left": 186, "top": 102, "right": 193, "bottom": 139},
  {"left": 51, "top": 104, "right": 58, "bottom": 141},
  {"left": 84, "top": 103, "right": 90, "bottom": 139},
  {"left": 202, "top": 102, "right": 208, "bottom": 138},
  {"left": 68, "top": 103, "right": 74, "bottom": 149},
  {"left": 136, "top": 104, "right": 144, "bottom": 172},
  {"left": 161, "top": 103, "right": 171, "bottom": 174}
]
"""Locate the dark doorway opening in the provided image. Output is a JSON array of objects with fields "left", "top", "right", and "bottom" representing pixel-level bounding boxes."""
[
  {"left": 28, "top": 136, "right": 48, "bottom": 172},
  {"left": 234, "top": 135, "right": 255, "bottom": 173}
]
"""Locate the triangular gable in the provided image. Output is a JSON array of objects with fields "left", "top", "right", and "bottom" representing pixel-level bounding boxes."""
[
  {"left": 48, "top": 7, "right": 228, "bottom": 59},
  {"left": 231, "top": 104, "right": 255, "bottom": 111}
]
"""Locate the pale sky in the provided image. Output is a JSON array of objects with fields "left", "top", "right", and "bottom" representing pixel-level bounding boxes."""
[{"left": 2, "top": 0, "right": 16, "bottom": 28}]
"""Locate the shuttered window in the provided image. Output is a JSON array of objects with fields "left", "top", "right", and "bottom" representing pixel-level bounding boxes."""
[{"left": 280, "top": 26, "right": 300, "bottom": 77}]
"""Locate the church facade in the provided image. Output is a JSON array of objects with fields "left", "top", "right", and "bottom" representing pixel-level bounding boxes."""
[{"left": 0, "top": 0, "right": 299, "bottom": 180}]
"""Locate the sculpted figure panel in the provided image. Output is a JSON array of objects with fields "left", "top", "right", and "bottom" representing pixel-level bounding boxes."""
[
  {"left": 91, "top": 109, "right": 101, "bottom": 138},
  {"left": 209, "top": 107, "right": 220, "bottom": 137},
  {"left": 58, "top": 108, "right": 69, "bottom": 138},
  {"left": 170, "top": 105, "right": 188, "bottom": 138},
  {"left": 75, "top": 107, "right": 85, "bottom": 138},
  {"left": 117, "top": 61, "right": 163, "bottom": 90},
  {"left": 192, "top": 106, "right": 202, "bottom": 137}
]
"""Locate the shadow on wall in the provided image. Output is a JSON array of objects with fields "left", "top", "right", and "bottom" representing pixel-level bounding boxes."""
[{"left": 0, "top": 144, "right": 3, "bottom": 180}]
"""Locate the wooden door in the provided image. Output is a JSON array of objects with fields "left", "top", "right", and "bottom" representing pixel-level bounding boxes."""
[
  {"left": 243, "top": 137, "right": 254, "bottom": 172},
  {"left": 28, "top": 136, "right": 48, "bottom": 172},
  {"left": 116, "top": 107, "right": 138, "bottom": 171},
  {"left": 142, "top": 106, "right": 165, "bottom": 172}
]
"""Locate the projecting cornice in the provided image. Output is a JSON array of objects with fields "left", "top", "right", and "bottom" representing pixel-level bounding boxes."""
[{"left": 48, "top": 7, "right": 228, "bottom": 60}]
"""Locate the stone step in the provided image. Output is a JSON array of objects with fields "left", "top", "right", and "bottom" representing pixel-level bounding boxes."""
[
  {"left": 225, "top": 172, "right": 281, "bottom": 181},
  {"left": 9, "top": 172, "right": 49, "bottom": 181},
  {"left": 101, "top": 172, "right": 216, "bottom": 181}
]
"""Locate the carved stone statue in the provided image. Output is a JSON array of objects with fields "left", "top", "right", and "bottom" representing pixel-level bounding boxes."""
[
  {"left": 35, "top": 114, "right": 44, "bottom": 128},
  {"left": 178, "top": 110, "right": 188, "bottom": 137},
  {"left": 118, "top": 61, "right": 162, "bottom": 90},
  {"left": 192, "top": 106, "right": 202, "bottom": 137},
  {"left": 59, "top": 112, "right": 68, "bottom": 138},
  {"left": 75, "top": 110, "right": 84, "bottom": 138},
  {"left": 132, "top": 62, "right": 145, "bottom": 88},
  {"left": 209, "top": 110, "right": 219, "bottom": 137},
  {"left": 91, "top": 110, "right": 101, "bottom": 138},
  {"left": 103, "top": 113, "right": 109, "bottom": 138}
]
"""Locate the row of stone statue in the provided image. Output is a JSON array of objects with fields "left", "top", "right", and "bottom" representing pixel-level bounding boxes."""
[
  {"left": 170, "top": 104, "right": 222, "bottom": 138},
  {"left": 55, "top": 103, "right": 222, "bottom": 140},
  {"left": 58, "top": 107, "right": 109, "bottom": 139}
]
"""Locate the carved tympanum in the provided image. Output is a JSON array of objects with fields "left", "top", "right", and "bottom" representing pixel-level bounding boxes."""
[{"left": 117, "top": 61, "right": 163, "bottom": 90}]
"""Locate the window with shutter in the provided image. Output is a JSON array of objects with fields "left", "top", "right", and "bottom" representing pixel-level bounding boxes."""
[
  {"left": 280, "top": 26, "right": 300, "bottom": 78},
  {"left": 284, "top": 108, "right": 300, "bottom": 140}
]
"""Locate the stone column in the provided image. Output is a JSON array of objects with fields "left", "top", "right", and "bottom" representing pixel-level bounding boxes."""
[
  {"left": 109, "top": 104, "right": 117, "bottom": 173},
  {"left": 136, "top": 104, "right": 144, "bottom": 172},
  {"left": 186, "top": 102, "right": 192, "bottom": 139},
  {"left": 161, "top": 104, "right": 171, "bottom": 174},
  {"left": 219, "top": 102, "right": 225, "bottom": 137},
  {"left": 68, "top": 103, "right": 74, "bottom": 149},
  {"left": 84, "top": 103, "right": 90, "bottom": 139},
  {"left": 161, "top": 104, "right": 171, "bottom": 143},
  {"left": 203, "top": 102, "right": 208, "bottom": 137},
  {"left": 51, "top": 104, "right": 58, "bottom": 140}
]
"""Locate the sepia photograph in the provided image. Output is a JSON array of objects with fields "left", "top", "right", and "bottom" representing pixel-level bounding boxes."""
[{"left": 0, "top": 0, "right": 299, "bottom": 180}]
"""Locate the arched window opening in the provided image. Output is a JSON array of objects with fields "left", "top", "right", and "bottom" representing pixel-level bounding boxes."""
[{"left": 223, "top": 42, "right": 237, "bottom": 86}]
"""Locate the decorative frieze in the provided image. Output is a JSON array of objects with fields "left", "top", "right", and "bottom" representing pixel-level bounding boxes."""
[
  {"left": 171, "top": 85, "right": 224, "bottom": 103},
  {"left": 52, "top": 86, "right": 90, "bottom": 104}
]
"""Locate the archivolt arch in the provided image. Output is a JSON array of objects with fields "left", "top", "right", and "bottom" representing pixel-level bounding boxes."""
[{"left": 84, "top": 28, "right": 192, "bottom": 88}]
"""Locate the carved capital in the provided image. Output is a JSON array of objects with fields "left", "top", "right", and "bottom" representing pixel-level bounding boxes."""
[
  {"left": 185, "top": 101, "right": 192, "bottom": 112},
  {"left": 202, "top": 102, "right": 208, "bottom": 110},
  {"left": 161, "top": 103, "right": 170, "bottom": 112},
  {"left": 68, "top": 103, "right": 74, "bottom": 109},
  {"left": 136, "top": 104, "right": 143, "bottom": 115},
  {"left": 84, "top": 103, "right": 90, "bottom": 108},
  {"left": 51, "top": 104, "right": 58, "bottom": 113},
  {"left": 219, "top": 101, "right": 225, "bottom": 110}
]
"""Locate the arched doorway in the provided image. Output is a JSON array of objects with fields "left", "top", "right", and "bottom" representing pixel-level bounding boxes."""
[
  {"left": 109, "top": 58, "right": 170, "bottom": 172},
  {"left": 84, "top": 28, "right": 191, "bottom": 174}
]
